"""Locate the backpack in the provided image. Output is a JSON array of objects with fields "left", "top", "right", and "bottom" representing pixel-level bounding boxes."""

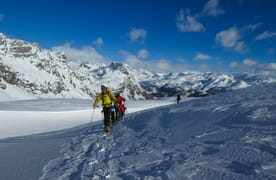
[{"left": 101, "top": 88, "right": 113, "bottom": 107}]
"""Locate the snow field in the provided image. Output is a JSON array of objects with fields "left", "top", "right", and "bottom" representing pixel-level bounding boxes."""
[
  {"left": 40, "top": 83, "right": 276, "bottom": 180},
  {"left": 0, "top": 98, "right": 175, "bottom": 139}
]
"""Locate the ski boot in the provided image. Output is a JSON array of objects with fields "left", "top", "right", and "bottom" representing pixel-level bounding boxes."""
[{"left": 103, "top": 125, "right": 110, "bottom": 133}]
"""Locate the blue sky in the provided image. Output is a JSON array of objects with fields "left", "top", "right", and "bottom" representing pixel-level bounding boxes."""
[{"left": 0, "top": 0, "right": 276, "bottom": 73}]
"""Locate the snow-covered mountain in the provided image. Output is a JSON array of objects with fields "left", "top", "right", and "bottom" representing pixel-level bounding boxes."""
[
  {"left": 0, "top": 33, "right": 96, "bottom": 101},
  {"left": 0, "top": 33, "right": 155, "bottom": 100},
  {"left": 141, "top": 72, "right": 273, "bottom": 97},
  {"left": 0, "top": 33, "right": 275, "bottom": 101},
  {"left": 76, "top": 62, "right": 154, "bottom": 99}
]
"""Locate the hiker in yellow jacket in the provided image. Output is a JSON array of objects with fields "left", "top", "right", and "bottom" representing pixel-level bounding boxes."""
[{"left": 93, "top": 85, "right": 117, "bottom": 132}]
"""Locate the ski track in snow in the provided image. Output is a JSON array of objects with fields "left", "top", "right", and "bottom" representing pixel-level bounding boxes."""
[{"left": 38, "top": 83, "right": 276, "bottom": 179}]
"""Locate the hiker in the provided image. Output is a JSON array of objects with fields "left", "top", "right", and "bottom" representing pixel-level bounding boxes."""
[
  {"left": 116, "top": 93, "right": 126, "bottom": 119},
  {"left": 118, "top": 101, "right": 127, "bottom": 119},
  {"left": 177, "top": 94, "right": 181, "bottom": 104},
  {"left": 93, "top": 85, "right": 117, "bottom": 133}
]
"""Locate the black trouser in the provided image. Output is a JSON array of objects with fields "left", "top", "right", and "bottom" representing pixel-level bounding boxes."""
[
  {"left": 115, "top": 106, "right": 120, "bottom": 119},
  {"left": 103, "top": 107, "right": 112, "bottom": 126},
  {"left": 111, "top": 110, "right": 116, "bottom": 123}
]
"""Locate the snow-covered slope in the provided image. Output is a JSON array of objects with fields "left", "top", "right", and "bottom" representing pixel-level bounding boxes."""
[
  {"left": 39, "top": 82, "right": 276, "bottom": 179},
  {"left": 0, "top": 98, "right": 173, "bottom": 139}
]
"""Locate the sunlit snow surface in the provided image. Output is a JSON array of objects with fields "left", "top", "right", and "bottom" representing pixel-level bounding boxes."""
[
  {"left": 38, "top": 83, "right": 276, "bottom": 180},
  {"left": 0, "top": 99, "right": 173, "bottom": 139}
]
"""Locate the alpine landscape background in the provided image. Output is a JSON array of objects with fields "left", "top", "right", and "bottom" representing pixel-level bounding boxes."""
[{"left": 0, "top": 33, "right": 275, "bottom": 180}]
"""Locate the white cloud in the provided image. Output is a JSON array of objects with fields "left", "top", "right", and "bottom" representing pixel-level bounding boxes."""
[
  {"left": 230, "top": 61, "right": 239, "bottom": 68},
  {"left": 255, "top": 31, "right": 276, "bottom": 40},
  {"left": 120, "top": 50, "right": 188, "bottom": 73},
  {"left": 243, "top": 59, "right": 257, "bottom": 66},
  {"left": 121, "top": 50, "right": 254, "bottom": 73},
  {"left": 0, "top": 14, "right": 4, "bottom": 21},
  {"left": 128, "top": 28, "right": 147, "bottom": 43},
  {"left": 154, "top": 59, "right": 172, "bottom": 72},
  {"left": 243, "top": 23, "right": 263, "bottom": 31},
  {"left": 138, "top": 49, "right": 149, "bottom": 59},
  {"left": 229, "top": 59, "right": 276, "bottom": 78},
  {"left": 119, "top": 50, "right": 143, "bottom": 68},
  {"left": 269, "top": 63, "right": 276, "bottom": 70},
  {"left": 199, "top": 64, "right": 211, "bottom": 71},
  {"left": 176, "top": 9, "right": 205, "bottom": 32},
  {"left": 93, "top": 38, "right": 104, "bottom": 46},
  {"left": 120, "top": 50, "right": 230, "bottom": 73},
  {"left": 194, "top": 53, "right": 212, "bottom": 61},
  {"left": 51, "top": 43, "right": 108, "bottom": 64},
  {"left": 203, "top": 0, "right": 225, "bottom": 17},
  {"left": 215, "top": 26, "right": 248, "bottom": 53}
]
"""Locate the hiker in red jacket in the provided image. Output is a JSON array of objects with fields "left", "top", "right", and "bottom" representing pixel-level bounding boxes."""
[{"left": 116, "top": 93, "right": 126, "bottom": 120}]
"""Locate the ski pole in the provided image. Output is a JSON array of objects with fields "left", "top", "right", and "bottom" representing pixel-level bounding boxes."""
[
  {"left": 101, "top": 110, "right": 104, "bottom": 120},
  {"left": 91, "top": 108, "right": 95, "bottom": 124}
]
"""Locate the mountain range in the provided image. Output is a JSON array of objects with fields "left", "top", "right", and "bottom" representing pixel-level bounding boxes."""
[{"left": 0, "top": 33, "right": 274, "bottom": 101}]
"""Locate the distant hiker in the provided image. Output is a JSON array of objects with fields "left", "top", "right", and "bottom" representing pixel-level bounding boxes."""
[
  {"left": 177, "top": 94, "right": 181, "bottom": 104},
  {"left": 116, "top": 93, "right": 126, "bottom": 120},
  {"left": 93, "top": 85, "right": 117, "bottom": 133}
]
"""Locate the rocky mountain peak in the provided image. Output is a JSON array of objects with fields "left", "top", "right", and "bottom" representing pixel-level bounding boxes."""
[{"left": 109, "top": 62, "right": 130, "bottom": 75}]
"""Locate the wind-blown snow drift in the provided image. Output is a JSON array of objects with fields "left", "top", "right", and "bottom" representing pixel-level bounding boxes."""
[{"left": 40, "top": 83, "right": 276, "bottom": 180}]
